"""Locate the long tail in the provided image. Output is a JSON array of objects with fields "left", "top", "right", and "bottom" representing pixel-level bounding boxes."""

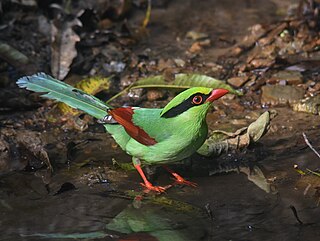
[{"left": 17, "top": 73, "right": 111, "bottom": 120}]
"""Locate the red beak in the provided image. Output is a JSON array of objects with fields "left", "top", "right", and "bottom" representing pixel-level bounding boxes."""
[{"left": 205, "top": 89, "right": 229, "bottom": 102}]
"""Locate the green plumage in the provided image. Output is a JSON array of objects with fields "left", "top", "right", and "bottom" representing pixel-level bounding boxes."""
[
  {"left": 105, "top": 105, "right": 209, "bottom": 164},
  {"left": 17, "top": 73, "right": 228, "bottom": 191},
  {"left": 17, "top": 73, "right": 111, "bottom": 120},
  {"left": 160, "top": 87, "right": 211, "bottom": 116}
]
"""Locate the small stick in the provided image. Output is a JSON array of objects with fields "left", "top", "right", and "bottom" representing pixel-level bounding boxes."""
[
  {"left": 302, "top": 132, "right": 320, "bottom": 159},
  {"left": 289, "top": 205, "right": 303, "bottom": 225}
]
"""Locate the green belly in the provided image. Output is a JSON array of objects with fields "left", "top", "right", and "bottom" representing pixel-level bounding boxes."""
[{"left": 104, "top": 122, "right": 208, "bottom": 165}]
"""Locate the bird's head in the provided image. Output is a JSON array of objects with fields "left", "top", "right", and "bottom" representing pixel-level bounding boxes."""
[{"left": 160, "top": 87, "right": 229, "bottom": 119}]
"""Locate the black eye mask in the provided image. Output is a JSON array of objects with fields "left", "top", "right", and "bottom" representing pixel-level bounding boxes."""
[{"left": 161, "top": 92, "right": 210, "bottom": 118}]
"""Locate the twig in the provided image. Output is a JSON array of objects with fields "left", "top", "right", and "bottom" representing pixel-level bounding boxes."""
[
  {"left": 302, "top": 132, "right": 320, "bottom": 159},
  {"left": 142, "top": 0, "right": 152, "bottom": 29},
  {"left": 289, "top": 205, "right": 303, "bottom": 225},
  {"left": 306, "top": 168, "right": 320, "bottom": 177},
  {"left": 205, "top": 203, "right": 214, "bottom": 221}
]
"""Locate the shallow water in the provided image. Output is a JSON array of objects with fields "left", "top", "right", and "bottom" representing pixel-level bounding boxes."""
[{"left": 1, "top": 109, "right": 320, "bottom": 241}]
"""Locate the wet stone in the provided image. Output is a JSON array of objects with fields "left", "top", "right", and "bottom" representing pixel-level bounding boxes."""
[
  {"left": 189, "top": 42, "right": 203, "bottom": 53},
  {"left": 249, "top": 58, "right": 275, "bottom": 69},
  {"left": 261, "top": 85, "right": 305, "bottom": 106},
  {"left": 227, "top": 76, "right": 249, "bottom": 88},
  {"left": 267, "top": 70, "right": 303, "bottom": 85},
  {"left": 230, "top": 46, "right": 243, "bottom": 56},
  {"left": 292, "top": 95, "right": 320, "bottom": 115},
  {"left": 310, "top": 82, "right": 320, "bottom": 93},
  {"left": 103, "top": 61, "right": 126, "bottom": 73},
  {"left": 147, "top": 89, "right": 165, "bottom": 101},
  {"left": 157, "top": 58, "right": 175, "bottom": 71},
  {"left": 173, "top": 58, "right": 186, "bottom": 67}
]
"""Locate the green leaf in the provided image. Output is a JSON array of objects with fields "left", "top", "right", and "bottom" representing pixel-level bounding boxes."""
[
  {"left": 133, "top": 73, "right": 242, "bottom": 95},
  {"left": 0, "top": 41, "right": 29, "bottom": 67},
  {"left": 107, "top": 73, "right": 242, "bottom": 103}
]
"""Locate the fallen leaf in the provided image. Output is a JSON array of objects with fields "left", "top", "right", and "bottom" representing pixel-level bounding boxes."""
[
  {"left": 197, "top": 110, "right": 277, "bottom": 156},
  {"left": 247, "top": 111, "right": 273, "bottom": 142},
  {"left": 186, "top": 31, "right": 209, "bottom": 41},
  {"left": 51, "top": 18, "right": 81, "bottom": 79}
]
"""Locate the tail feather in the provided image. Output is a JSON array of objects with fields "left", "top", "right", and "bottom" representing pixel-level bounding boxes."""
[{"left": 17, "top": 73, "right": 111, "bottom": 120}]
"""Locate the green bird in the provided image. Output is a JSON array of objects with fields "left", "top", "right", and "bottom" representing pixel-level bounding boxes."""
[{"left": 17, "top": 73, "right": 228, "bottom": 192}]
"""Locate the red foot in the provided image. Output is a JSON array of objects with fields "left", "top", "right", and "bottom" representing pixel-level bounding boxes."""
[
  {"left": 171, "top": 173, "right": 198, "bottom": 187},
  {"left": 140, "top": 181, "right": 170, "bottom": 193},
  {"left": 162, "top": 165, "right": 197, "bottom": 188}
]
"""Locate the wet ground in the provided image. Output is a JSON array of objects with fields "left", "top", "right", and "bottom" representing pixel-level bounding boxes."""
[{"left": 1, "top": 0, "right": 320, "bottom": 240}]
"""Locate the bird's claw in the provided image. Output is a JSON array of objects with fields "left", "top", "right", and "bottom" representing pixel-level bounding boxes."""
[
  {"left": 171, "top": 173, "right": 198, "bottom": 187},
  {"left": 140, "top": 182, "right": 171, "bottom": 193},
  {"left": 173, "top": 179, "right": 198, "bottom": 187}
]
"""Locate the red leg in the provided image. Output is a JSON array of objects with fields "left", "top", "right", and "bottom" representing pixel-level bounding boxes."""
[
  {"left": 163, "top": 165, "right": 197, "bottom": 187},
  {"left": 134, "top": 163, "right": 169, "bottom": 193}
]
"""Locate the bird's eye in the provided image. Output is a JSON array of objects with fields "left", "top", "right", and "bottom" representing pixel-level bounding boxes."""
[{"left": 192, "top": 95, "right": 203, "bottom": 105}]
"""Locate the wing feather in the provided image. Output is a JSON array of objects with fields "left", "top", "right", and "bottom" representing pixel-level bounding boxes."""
[{"left": 108, "top": 107, "right": 157, "bottom": 146}]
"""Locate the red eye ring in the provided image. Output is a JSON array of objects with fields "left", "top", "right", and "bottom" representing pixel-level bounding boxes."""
[{"left": 192, "top": 95, "right": 203, "bottom": 105}]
